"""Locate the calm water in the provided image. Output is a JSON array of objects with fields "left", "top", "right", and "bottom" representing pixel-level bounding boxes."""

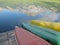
[
  {"left": 55, "top": 12, "right": 60, "bottom": 22},
  {"left": 0, "top": 9, "right": 60, "bottom": 33},
  {"left": 0, "top": 9, "right": 42, "bottom": 33}
]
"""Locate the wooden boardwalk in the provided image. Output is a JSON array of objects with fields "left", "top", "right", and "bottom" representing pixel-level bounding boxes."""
[{"left": 0, "top": 30, "right": 18, "bottom": 45}]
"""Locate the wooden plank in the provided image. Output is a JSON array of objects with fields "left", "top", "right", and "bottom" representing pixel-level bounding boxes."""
[{"left": 15, "top": 27, "right": 51, "bottom": 45}]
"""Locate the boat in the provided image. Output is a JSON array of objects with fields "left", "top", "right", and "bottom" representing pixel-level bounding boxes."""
[
  {"left": 26, "top": 23, "right": 59, "bottom": 35},
  {"left": 57, "top": 33, "right": 60, "bottom": 45},
  {"left": 22, "top": 23, "right": 58, "bottom": 45},
  {"left": 15, "top": 26, "right": 51, "bottom": 45},
  {"left": 30, "top": 20, "right": 60, "bottom": 32}
]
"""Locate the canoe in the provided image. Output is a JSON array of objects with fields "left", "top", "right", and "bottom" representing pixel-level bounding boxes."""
[
  {"left": 22, "top": 23, "right": 58, "bottom": 45},
  {"left": 26, "top": 23, "right": 60, "bottom": 45},
  {"left": 30, "top": 20, "right": 60, "bottom": 32},
  {"left": 15, "top": 27, "right": 51, "bottom": 45},
  {"left": 57, "top": 33, "right": 60, "bottom": 45},
  {"left": 27, "top": 23, "right": 59, "bottom": 35}
]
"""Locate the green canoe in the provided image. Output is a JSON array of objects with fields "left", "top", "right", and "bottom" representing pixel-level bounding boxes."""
[
  {"left": 57, "top": 33, "right": 60, "bottom": 45},
  {"left": 27, "top": 24, "right": 59, "bottom": 35},
  {"left": 22, "top": 23, "right": 59, "bottom": 45}
]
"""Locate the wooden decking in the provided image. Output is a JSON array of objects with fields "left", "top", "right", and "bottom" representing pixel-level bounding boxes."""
[{"left": 0, "top": 30, "right": 18, "bottom": 45}]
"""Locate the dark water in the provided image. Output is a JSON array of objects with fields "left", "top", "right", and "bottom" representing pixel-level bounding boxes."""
[
  {"left": 0, "top": 9, "right": 42, "bottom": 33},
  {"left": 0, "top": 9, "right": 60, "bottom": 33}
]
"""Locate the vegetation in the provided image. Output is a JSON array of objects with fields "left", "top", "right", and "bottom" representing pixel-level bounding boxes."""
[{"left": 0, "top": 0, "right": 60, "bottom": 12}]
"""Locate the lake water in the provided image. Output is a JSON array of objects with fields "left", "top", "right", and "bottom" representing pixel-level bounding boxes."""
[
  {"left": 55, "top": 12, "right": 60, "bottom": 22},
  {"left": 0, "top": 9, "right": 60, "bottom": 33},
  {"left": 0, "top": 9, "right": 42, "bottom": 33}
]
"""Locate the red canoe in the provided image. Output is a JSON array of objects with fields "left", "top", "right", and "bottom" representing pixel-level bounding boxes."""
[{"left": 15, "top": 27, "right": 51, "bottom": 45}]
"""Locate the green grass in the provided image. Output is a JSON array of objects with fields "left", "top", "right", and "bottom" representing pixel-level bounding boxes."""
[{"left": 0, "top": 0, "right": 60, "bottom": 12}]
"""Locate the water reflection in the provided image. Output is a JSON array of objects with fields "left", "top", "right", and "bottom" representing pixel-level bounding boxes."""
[
  {"left": 0, "top": 6, "right": 60, "bottom": 33},
  {"left": 0, "top": 9, "right": 41, "bottom": 33},
  {"left": 55, "top": 12, "right": 60, "bottom": 22},
  {"left": 0, "top": 7, "right": 4, "bottom": 11}
]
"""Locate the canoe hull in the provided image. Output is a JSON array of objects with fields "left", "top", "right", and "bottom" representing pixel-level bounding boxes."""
[
  {"left": 15, "top": 27, "right": 51, "bottom": 45},
  {"left": 31, "top": 20, "right": 60, "bottom": 32},
  {"left": 22, "top": 23, "right": 57, "bottom": 45}
]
